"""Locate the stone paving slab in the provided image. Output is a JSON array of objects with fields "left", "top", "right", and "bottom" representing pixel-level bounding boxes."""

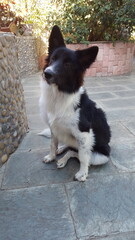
[
  {"left": 110, "top": 122, "right": 135, "bottom": 139},
  {"left": 111, "top": 138, "right": 135, "bottom": 172},
  {"left": 23, "top": 84, "right": 40, "bottom": 90},
  {"left": 87, "top": 85, "right": 127, "bottom": 93},
  {"left": 110, "top": 122, "right": 135, "bottom": 172},
  {"left": 26, "top": 103, "right": 40, "bottom": 115},
  {"left": 88, "top": 92, "right": 116, "bottom": 101},
  {"left": 101, "top": 97, "right": 135, "bottom": 110},
  {"left": 84, "top": 79, "right": 103, "bottom": 87},
  {"left": 2, "top": 149, "right": 117, "bottom": 189},
  {"left": 24, "top": 89, "right": 40, "bottom": 98},
  {"left": 113, "top": 90, "right": 135, "bottom": 98},
  {"left": 98, "top": 80, "right": 135, "bottom": 86},
  {"left": 0, "top": 185, "right": 76, "bottom": 240},
  {"left": 18, "top": 130, "right": 50, "bottom": 151},
  {"left": 27, "top": 114, "right": 46, "bottom": 130},
  {"left": 25, "top": 96, "right": 39, "bottom": 105},
  {"left": 65, "top": 173, "right": 135, "bottom": 239},
  {"left": 106, "top": 108, "right": 135, "bottom": 122},
  {"left": 127, "top": 83, "right": 135, "bottom": 90},
  {"left": 122, "top": 120, "right": 135, "bottom": 136}
]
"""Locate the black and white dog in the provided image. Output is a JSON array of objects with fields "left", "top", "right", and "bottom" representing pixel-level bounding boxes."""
[{"left": 39, "top": 26, "right": 111, "bottom": 181}]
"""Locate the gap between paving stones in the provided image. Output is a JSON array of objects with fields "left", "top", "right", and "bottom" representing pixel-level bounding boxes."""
[{"left": 79, "top": 231, "right": 135, "bottom": 240}]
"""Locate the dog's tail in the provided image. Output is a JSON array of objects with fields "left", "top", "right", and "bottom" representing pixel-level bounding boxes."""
[
  {"left": 91, "top": 152, "right": 109, "bottom": 166},
  {"left": 38, "top": 128, "right": 51, "bottom": 138}
]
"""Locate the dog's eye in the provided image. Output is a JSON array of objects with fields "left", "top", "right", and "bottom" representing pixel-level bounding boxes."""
[{"left": 50, "top": 56, "right": 57, "bottom": 63}]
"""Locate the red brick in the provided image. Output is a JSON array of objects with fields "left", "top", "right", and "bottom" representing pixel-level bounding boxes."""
[
  {"left": 96, "top": 61, "right": 103, "bottom": 72},
  {"left": 96, "top": 72, "right": 102, "bottom": 77},
  {"left": 113, "top": 66, "right": 118, "bottom": 75},
  {"left": 109, "top": 49, "right": 115, "bottom": 61},
  {"left": 103, "top": 46, "right": 109, "bottom": 56},
  {"left": 90, "top": 68, "right": 97, "bottom": 76},
  {"left": 103, "top": 56, "right": 109, "bottom": 67},
  {"left": 97, "top": 49, "right": 103, "bottom": 61}
]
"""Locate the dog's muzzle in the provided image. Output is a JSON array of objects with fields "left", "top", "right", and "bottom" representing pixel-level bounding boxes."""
[
  {"left": 44, "top": 68, "right": 53, "bottom": 79},
  {"left": 44, "top": 67, "right": 57, "bottom": 84}
]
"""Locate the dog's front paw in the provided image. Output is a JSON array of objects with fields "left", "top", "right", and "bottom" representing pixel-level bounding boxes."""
[
  {"left": 43, "top": 154, "right": 55, "bottom": 163},
  {"left": 74, "top": 170, "right": 88, "bottom": 182}
]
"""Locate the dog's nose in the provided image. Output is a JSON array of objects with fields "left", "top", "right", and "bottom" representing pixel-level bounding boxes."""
[{"left": 44, "top": 69, "right": 53, "bottom": 80}]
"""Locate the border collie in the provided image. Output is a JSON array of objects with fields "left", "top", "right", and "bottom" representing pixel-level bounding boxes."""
[{"left": 39, "top": 26, "right": 111, "bottom": 181}]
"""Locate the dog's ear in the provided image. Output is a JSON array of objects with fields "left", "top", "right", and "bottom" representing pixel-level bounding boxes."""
[
  {"left": 76, "top": 46, "right": 99, "bottom": 70},
  {"left": 48, "top": 25, "right": 66, "bottom": 56}
]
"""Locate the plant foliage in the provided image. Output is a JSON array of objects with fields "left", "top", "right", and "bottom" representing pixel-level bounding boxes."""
[
  {"left": 1, "top": 0, "right": 135, "bottom": 43},
  {"left": 60, "top": 0, "right": 135, "bottom": 43}
]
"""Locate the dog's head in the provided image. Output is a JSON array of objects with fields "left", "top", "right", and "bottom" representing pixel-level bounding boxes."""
[{"left": 44, "top": 25, "right": 98, "bottom": 93}]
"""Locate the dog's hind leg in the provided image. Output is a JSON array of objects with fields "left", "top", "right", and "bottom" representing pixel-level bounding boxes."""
[{"left": 57, "top": 150, "right": 78, "bottom": 168}]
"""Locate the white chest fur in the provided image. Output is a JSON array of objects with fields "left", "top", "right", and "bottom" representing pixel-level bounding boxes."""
[{"left": 39, "top": 79, "right": 84, "bottom": 147}]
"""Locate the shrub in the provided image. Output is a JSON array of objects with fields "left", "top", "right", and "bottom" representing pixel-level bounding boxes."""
[
  {"left": 61, "top": 0, "right": 135, "bottom": 43},
  {"left": 0, "top": 2, "right": 16, "bottom": 27}
]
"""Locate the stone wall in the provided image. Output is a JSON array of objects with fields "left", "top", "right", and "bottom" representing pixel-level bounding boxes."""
[
  {"left": 17, "top": 36, "right": 38, "bottom": 78},
  {"left": 0, "top": 33, "right": 28, "bottom": 165},
  {"left": 36, "top": 36, "right": 47, "bottom": 70}
]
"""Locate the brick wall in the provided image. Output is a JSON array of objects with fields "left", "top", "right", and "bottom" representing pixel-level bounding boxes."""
[{"left": 68, "top": 42, "right": 135, "bottom": 76}]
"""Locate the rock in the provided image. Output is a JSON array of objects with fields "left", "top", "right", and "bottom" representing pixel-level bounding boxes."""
[
  {"left": 0, "top": 142, "right": 5, "bottom": 150},
  {"left": 0, "top": 41, "right": 2, "bottom": 50},
  {"left": 1, "top": 154, "right": 8, "bottom": 163},
  {"left": 13, "top": 131, "right": 18, "bottom": 137},
  {"left": 0, "top": 52, "right": 3, "bottom": 59},
  {"left": 3, "top": 47, "right": 7, "bottom": 57},
  {"left": 6, "top": 145, "right": 14, "bottom": 154},
  {"left": 2, "top": 124, "right": 10, "bottom": 133},
  {"left": 13, "top": 141, "right": 18, "bottom": 148},
  {"left": 1, "top": 110, "right": 7, "bottom": 117},
  {"left": 0, "top": 37, "right": 6, "bottom": 47}
]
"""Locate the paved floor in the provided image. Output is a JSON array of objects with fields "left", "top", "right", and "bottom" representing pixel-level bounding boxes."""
[{"left": 0, "top": 63, "right": 135, "bottom": 240}]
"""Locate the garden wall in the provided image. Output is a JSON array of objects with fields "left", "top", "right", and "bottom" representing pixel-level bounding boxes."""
[
  {"left": 17, "top": 36, "right": 38, "bottom": 78},
  {"left": 68, "top": 42, "right": 135, "bottom": 76},
  {"left": 0, "top": 33, "right": 28, "bottom": 164}
]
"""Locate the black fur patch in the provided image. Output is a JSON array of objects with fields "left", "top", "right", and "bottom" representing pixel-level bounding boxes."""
[{"left": 77, "top": 92, "right": 111, "bottom": 156}]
